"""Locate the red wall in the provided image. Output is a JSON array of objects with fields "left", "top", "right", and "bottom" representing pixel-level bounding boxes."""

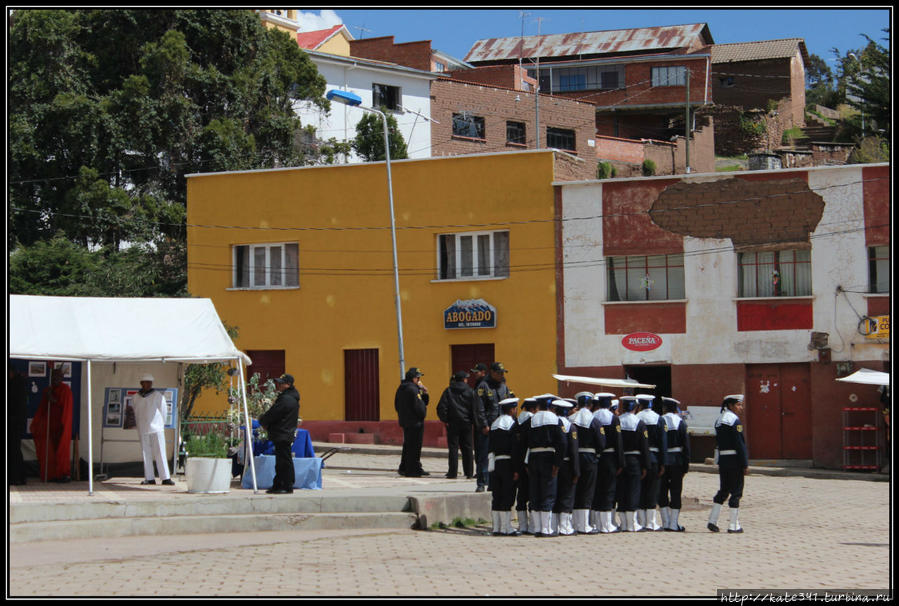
[
  {"left": 737, "top": 300, "right": 814, "bottom": 331},
  {"left": 604, "top": 302, "right": 687, "bottom": 334}
]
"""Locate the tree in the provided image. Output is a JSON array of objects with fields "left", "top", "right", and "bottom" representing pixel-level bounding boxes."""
[
  {"left": 351, "top": 109, "right": 408, "bottom": 162},
  {"left": 805, "top": 53, "right": 836, "bottom": 108},
  {"left": 844, "top": 31, "right": 890, "bottom": 138},
  {"left": 8, "top": 9, "right": 329, "bottom": 296}
]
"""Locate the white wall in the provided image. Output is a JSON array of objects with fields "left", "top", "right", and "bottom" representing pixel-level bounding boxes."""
[
  {"left": 560, "top": 166, "right": 877, "bottom": 369},
  {"left": 295, "top": 57, "right": 433, "bottom": 162}
]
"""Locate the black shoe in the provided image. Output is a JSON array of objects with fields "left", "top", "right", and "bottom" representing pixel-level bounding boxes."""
[
  {"left": 271, "top": 489, "right": 293, "bottom": 494},
  {"left": 444, "top": 474, "right": 457, "bottom": 479},
  {"left": 265, "top": 487, "right": 277, "bottom": 494},
  {"left": 727, "top": 527, "right": 743, "bottom": 534},
  {"left": 140, "top": 479, "right": 155, "bottom": 485},
  {"left": 475, "top": 485, "right": 486, "bottom": 493},
  {"left": 708, "top": 523, "right": 719, "bottom": 533},
  {"left": 419, "top": 470, "right": 431, "bottom": 476},
  {"left": 464, "top": 475, "right": 475, "bottom": 480},
  {"left": 161, "top": 479, "right": 175, "bottom": 486}
]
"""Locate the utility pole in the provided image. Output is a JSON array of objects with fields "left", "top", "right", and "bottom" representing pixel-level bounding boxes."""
[
  {"left": 684, "top": 67, "right": 691, "bottom": 174},
  {"left": 535, "top": 16, "right": 543, "bottom": 149}
]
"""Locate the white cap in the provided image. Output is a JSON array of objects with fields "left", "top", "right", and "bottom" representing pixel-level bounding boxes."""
[
  {"left": 551, "top": 399, "right": 573, "bottom": 409},
  {"left": 140, "top": 374, "right": 155, "bottom": 382},
  {"left": 499, "top": 397, "right": 520, "bottom": 408}
]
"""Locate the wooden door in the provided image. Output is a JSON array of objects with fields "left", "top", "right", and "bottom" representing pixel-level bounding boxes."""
[
  {"left": 451, "top": 343, "right": 495, "bottom": 388},
  {"left": 746, "top": 364, "right": 782, "bottom": 459},
  {"left": 245, "top": 350, "right": 285, "bottom": 389},
  {"left": 345, "top": 349, "right": 380, "bottom": 421}
]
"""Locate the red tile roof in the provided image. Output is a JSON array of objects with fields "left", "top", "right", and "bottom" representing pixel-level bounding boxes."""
[{"left": 296, "top": 25, "right": 345, "bottom": 50}]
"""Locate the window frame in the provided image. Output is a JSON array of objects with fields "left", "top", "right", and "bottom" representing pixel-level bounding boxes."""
[
  {"left": 372, "top": 83, "right": 402, "bottom": 112},
  {"left": 545, "top": 127, "right": 576, "bottom": 154},
  {"left": 737, "top": 248, "right": 812, "bottom": 298},
  {"left": 506, "top": 120, "right": 527, "bottom": 146},
  {"left": 437, "top": 230, "right": 510, "bottom": 281},
  {"left": 606, "top": 253, "right": 685, "bottom": 302},
  {"left": 868, "top": 245, "right": 889, "bottom": 294},
  {"left": 452, "top": 112, "right": 486, "bottom": 140},
  {"left": 651, "top": 65, "right": 687, "bottom": 87},
  {"left": 232, "top": 242, "right": 299, "bottom": 290}
]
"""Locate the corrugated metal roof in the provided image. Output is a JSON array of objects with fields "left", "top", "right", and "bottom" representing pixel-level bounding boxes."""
[
  {"left": 711, "top": 39, "right": 808, "bottom": 66},
  {"left": 465, "top": 23, "right": 712, "bottom": 63}
]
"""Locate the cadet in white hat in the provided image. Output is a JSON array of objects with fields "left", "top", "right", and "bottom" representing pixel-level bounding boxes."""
[
  {"left": 635, "top": 393, "right": 666, "bottom": 531},
  {"left": 591, "top": 392, "right": 624, "bottom": 533},
  {"left": 133, "top": 374, "right": 174, "bottom": 486},
  {"left": 708, "top": 395, "right": 748, "bottom": 533},
  {"left": 526, "top": 395, "right": 564, "bottom": 537},
  {"left": 659, "top": 397, "right": 690, "bottom": 531},
  {"left": 489, "top": 397, "right": 521, "bottom": 536},
  {"left": 617, "top": 396, "right": 650, "bottom": 531},
  {"left": 550, "top": 398, "right": 577, "bottom": 536},
  {"left": 515, "top": 397, "right": 539, "bottom": 534},
  {"left": 570, "top": 392, "right": 604, "bottom": 534}
]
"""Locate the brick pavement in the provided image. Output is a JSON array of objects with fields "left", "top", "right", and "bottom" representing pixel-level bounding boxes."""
[{"left": 8, "top": 470, "right": 890, "bottom": 597}]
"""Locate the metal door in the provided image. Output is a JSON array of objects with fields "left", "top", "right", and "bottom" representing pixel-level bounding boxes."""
[
  {"left": 746, "top": 364, "right": 782, "bottom": 459},
  {"left": 345, "top": 349, "right": 380, "bottom": 421},
  {"left": 780, "top": 364, "right": 812, "bottom": 459}
]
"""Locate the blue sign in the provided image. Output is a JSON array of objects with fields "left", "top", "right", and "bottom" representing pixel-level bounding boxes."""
[{"left": 444, "top": 299, "right": 496, "bottom": 329}]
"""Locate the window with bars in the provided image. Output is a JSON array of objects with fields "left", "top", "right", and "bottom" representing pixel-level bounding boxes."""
[
  {"left": 506, "top": 121, "right": 526, "bottom": 146},
  {"left": 546, "top": 127, "right": 576, "bottom": 153},
  {"left": 738, "top": 249, "right": 811, "bottom": 297},
  {"left": 651, "top": 66, "right": 687, "bottom": 87},
  {"left": 869, "top": 246, "right": 889, "bottom": 293},
  {"left": 607, "top": 254, "right": 685, "bottom": 301},
  {"left": 438, "top": 231, "right": 510, "bottom": 280},
  {"left": 233, "top": 243, "right": 299, "bottom": 289},
  {"left": 452, "top": 113, "right": 485, "bottom": 140}
]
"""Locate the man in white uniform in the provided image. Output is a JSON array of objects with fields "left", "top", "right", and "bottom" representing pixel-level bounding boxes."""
[{"left": 133, "top": 374, "right": 174, "bottom": 485}]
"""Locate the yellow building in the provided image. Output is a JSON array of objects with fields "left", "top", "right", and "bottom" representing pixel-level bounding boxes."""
[{"left": 186, "top": 150, "right": 578, "bottom": 425}]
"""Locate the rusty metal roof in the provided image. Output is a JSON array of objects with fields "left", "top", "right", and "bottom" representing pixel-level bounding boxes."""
[
  {"left": 465, "top": 23, "right": 713, "bottom": 63},
  {"left": 711, "top": 39, "right": 809, "bottom": 67}
]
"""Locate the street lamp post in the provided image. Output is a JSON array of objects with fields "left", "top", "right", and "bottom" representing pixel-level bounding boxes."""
[{"left": 326, "top": 89, "right": 406, "bottom": 380}]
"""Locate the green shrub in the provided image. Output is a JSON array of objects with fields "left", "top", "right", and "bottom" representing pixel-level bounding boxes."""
[
  {"left": 185, "top": 432, "right": 229, "bottom": 459},
  {"left": 782, "top": 127, "right": 804, "bottom": 145},
  {"left": 596, "top": 161, "right": 616, "bottom": 179},
  {"left": 641, "top": 159, "right": 656, "bottom": 176}
]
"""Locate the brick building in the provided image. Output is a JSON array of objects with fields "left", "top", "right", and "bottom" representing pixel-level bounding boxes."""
[
  {"left": 557, "top": 163, "right": 890, "bottom": 469},
  {"left": 429, "top": 77, "right": 597, "bottom": 181},
  {"left": 349, "top": 35, "right": 471, "bottom": 73}
]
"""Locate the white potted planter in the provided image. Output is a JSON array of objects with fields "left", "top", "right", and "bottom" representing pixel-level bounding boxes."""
[{"left": 185, "top": 456, "right": 232, "bottom": 493}]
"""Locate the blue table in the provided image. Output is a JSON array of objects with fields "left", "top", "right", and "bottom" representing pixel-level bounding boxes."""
[
  {"left": 243, "top": 422, "right": 315, "bottom": 458},
  {"left": 241, "top": 455, "right": 322, "bottom": 490}
]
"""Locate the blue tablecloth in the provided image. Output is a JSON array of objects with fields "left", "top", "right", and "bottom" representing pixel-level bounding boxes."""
[
  {"left": 241, "top": 455, "right": 322, "bottom": 490},
  {"left": 243, "top": 422, "right": 315, "bottom": 458}
]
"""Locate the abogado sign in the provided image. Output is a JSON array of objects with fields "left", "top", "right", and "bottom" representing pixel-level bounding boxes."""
[
  {"left": 444, "top": 299, "right": 496, "bottom": 329},
  {"left": 622, "top": 332, "right": 662, "bottom": 352}
]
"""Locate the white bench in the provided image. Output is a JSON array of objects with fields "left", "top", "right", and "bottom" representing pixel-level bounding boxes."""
[{"left": 682, "top": 406, "right": 720, "bottom": 437}]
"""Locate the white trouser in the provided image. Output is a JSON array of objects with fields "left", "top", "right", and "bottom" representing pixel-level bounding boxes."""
[{"left": 140, "top": 430, "right": 171, "bottom": 481}]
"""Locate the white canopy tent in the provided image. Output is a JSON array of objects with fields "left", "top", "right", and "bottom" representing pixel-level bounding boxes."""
[
  {"left": 836, "top": 368, "right": 890, "bottom": 387},
  {"left": 9, "top": 295, "right": 259, "bottom": 495}
]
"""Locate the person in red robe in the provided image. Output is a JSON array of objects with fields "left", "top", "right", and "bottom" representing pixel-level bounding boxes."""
[{"left": 31, "top": 367, "right": 74, "bottom": 482}]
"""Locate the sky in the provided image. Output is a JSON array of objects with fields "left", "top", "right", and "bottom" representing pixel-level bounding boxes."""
[{"left": 292, "top": 7, "right": 890, "bottom": 67}]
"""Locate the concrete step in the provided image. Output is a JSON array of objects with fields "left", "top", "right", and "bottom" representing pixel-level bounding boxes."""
[{"left": 10, "top": 511, "right": 418, "bottom": 543}]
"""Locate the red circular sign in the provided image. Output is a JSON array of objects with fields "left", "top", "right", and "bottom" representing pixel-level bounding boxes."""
[{"left": 621, "top": 332, "right": 662, "bottom": 352}]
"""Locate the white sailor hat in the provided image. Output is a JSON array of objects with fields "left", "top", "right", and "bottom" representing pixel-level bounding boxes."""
[
  {"left": 619, "top": 395, "right": 639, "bottom": 411},
  {"left": 551, "top": 398, "right": 574, "bottom": 409},
  {"left": 499, "top": 397, "right": 520, "bottom": 409},
  {"left": 593, "top": 392, "right": 615, "bottom": 407},
  {"left": 140, "top": 373, "right": 155, "bottom": 382},
  {"left": 610, "top": 399, "right": 619, "bottom": 410},
  {"left": 635, "top": 393, "right": 655, "bottom": 404},
  {"left": 574, "top": 391, "right": 594, "bottom": 404},
  {"left": 522, "top": 396, "right": 538, "bottom": 407},
  {"left": 722, "top": 394, "right": 745, "bottom": 409},
  {"left": 661, "top": 397, "right": 681, "bottom": 411}
]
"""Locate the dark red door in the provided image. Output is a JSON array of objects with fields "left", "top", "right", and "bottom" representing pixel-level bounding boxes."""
[
  {"left": 746, "top": 364, "right": 783, "bottom": 459},
  {"left": 780, "top": 364, "right": 812, "bottom": 459},
  {"left": 451, "top": 343, "right": 495, "bottom": 388},
  {"left": 345, "top": 349, "right": 380, "bottom": 421},
  {"left": 245, "top": 350, "right": 285, "bottom": 389}
]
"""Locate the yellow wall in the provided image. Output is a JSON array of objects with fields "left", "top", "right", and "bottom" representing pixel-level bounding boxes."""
[
  {"left": 318, "top": 31, "right": 351, "bottom": 57},
  {"left": 187, "top": 151, "right": 561, "bottom": 421}
]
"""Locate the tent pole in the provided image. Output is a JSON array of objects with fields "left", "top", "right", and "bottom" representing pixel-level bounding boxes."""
[
  {"left": 87, "top": 359, "right": 94, "bottom": 496},
  {"left": 44, "top": 364, "right": 52, "bottom": 483},
  {"left": 174, "top": 363, "right": 182, "bottom": 476},
  {"left": 238, "top": 357, "right": 258, "bottom": 493}
]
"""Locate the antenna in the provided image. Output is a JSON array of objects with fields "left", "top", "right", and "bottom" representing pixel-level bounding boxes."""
[{"left": 349, "top": 24, "right": 373, "bottom": 39}]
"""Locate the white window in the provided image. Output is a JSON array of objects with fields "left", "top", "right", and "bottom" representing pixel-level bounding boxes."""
[
  {"left": 607, "top": 254, "right": 685, "bottom": 301},
  {"left": 652, "top": 66, "right": 687, "bottom": 87},
  {"left": 738, "top": 249, "right": 811, "bottom": 297},
  {"left": 438, "top": 231, "right": 509, "bottom": 280},
  {"left": 233, "top": 243, "right": 299, "bottom": 289}
]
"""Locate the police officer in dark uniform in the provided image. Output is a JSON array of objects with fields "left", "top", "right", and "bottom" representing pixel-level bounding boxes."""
[
  {"left": 436, "top": 371, "right": 477, "bottom": 479},
  {"left": 592, "top": 392, "right": 624, "bottom": 533},
  {"left": 526, "top": 394, "right": 564, "bottom": 537},
  {"left": 551, "top": 398, "right": 579, "bottom": 536},
  {"left": 636, "top": 393, "right": 667, "bottom": 531},
  {"left": 395, "top": 367, "right": 430, "bottom": 478},
  {"left": 659, "top": 397, "right": 690, "bottom": 531},
  {"left": 515, "top": 397, "right": 539, "bottom": 534},
  {"left": 258, "top": 374, "right": 300, "bottom": 494},
  {"left": 570, "top": 391, "right": 604, "bottom": 533},
  {"left": 618, "top": 395, "right": 650, "bottom": 531},
  {"left": 708, "top": 394, "right": 749, "bottom": 533},
  {"left": 474, "top": 362, "right": 513, "bottom": 492},
  {"left": 489, "top": 397, "right": 521, "bottom": 536}
]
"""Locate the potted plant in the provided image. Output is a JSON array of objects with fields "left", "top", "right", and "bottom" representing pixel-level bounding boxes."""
[{"left": 183, "top": 429, "right": 232, "bottom": 493}]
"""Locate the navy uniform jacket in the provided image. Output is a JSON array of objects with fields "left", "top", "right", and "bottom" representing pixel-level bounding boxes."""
[
  {"left": 559, "top": 417, "right": 581, "bottom": 477},
  {"left": 515, "top": 411, "right": 533, "bottom": 471},
  {"left": 594, "top": 408, "right": 625, "bottom": 469},
  {"left": 476, "top": 378, "right": 513, "bottom": 429},
  {"left": 489, "top": 415, "right": 520, "bottom": 461},
  {"left": 715, "top": 409, "right": 748, "bottom": 469},
  {"left": 569, "top": 408, "right": 606, "bottom": 457},
  {"left": 619, "top": 412, "right": 651, "bottom": 470},
  {"left": 638, "top": 409, "right": 668, "bottom": 466},
  {"left": 662, "top": 412, "right": 690, "bottom": 472},
  {"left": 527, "top": 410, "right": 565, "bottom": 468}
]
